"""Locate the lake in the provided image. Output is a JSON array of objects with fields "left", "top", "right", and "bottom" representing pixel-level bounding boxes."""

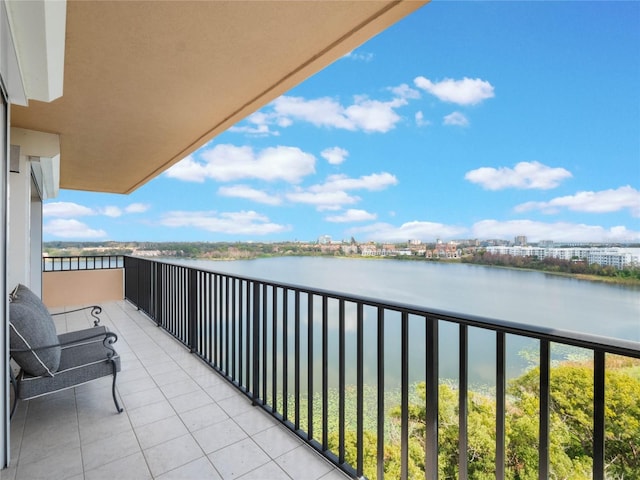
[
  {"left": 168, "top": 256, "right": 640, "bottom": 341},
  {"left": 165, "top": 256, "right": 640, "bottom": 386}
]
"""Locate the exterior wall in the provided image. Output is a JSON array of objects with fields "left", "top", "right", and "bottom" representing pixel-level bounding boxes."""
[
  {"left": 29, "top": 187, "right": 42, "bottom": 293},
  {"left": 42, "top": 269, "right": 124, "bottom": 308},
  {"left": 8, "top": 155, "right": 32, "bottom": 294},
  {"left": 0, "top": 68, "right": 8, "bottom": 470}
]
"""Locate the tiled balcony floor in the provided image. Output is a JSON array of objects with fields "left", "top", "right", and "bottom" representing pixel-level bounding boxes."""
[{"left": 5, "top": 301, "right": 349, "bottom": 480}]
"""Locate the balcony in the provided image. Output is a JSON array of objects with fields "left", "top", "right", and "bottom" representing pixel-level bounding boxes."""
[
  {"left": 11, "top": 256, "right": 640, "bottom": 479},
  {"left": 7, "top": 299, "right": 348, "bottom": 480}
]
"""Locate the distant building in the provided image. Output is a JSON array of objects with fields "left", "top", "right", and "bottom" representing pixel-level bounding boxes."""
[
  {"left": 514, "top": 235, "right": 527, "bottom": 246},
  {"left": 484, "top": 246, "right": 640, "bottom": 270},
  {"left": 317, "top": 235, "right": 332, "bottom": 245}
]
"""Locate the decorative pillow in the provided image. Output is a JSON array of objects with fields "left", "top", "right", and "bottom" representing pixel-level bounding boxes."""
[{"left": 9, "top": 284, "right": 60, "bottom": 377}]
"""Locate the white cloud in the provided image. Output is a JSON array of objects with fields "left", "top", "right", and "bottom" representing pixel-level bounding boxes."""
[
  {"left": 271, "top": 95, "right": 406, "bottom": 133},
  {"left": 347, "top": 218, "right": 640, "bottom": 243},
  {"left": 350, "top": 221, "right": 467, "bottom": 243},
  {"left": 465, "top": 161, "right": 572, "bottom": 190},
  {"left": 321, "top": 147, "right": 349, "bottom": 165},
  {"left": 443, "top": 111, "right": 469, "bottom": 127},
  {"left": 125, "top": 203, "right": 150, "bottom": 214},
  {"left": 286, "top": 172, "right": 398, "bottom": 211},
  {"left": 415, "top": 111, "right": 431, "bottom": 127},
  {"left": 43, "top": 202, "right": 94, "bottom": 218},
  {"left": 515, "top": 186, "right": 640, "bottom": 217},
  {"left": 44, "top": 219, "right": 107, "bottom": 239},
  {"left": 390, "top": 83, "right": 421, "bottom": 100},
  {"left": 317, "top": 172, "right": 399, "bottom": 192},
  {"left": 229, "top": 111, "right": 280, "bottom": 137},
  {"left": 414, "top": 76, "right": 495, "bottom": 105},
  {"left": 325, "top": 209, "right": 377, "bottom": 223},
  {"left": 160, "top": 210, "right": 289, "bottom": 236},
  {"left": 165, "top": 155, "right": 207, "bottom": 182},
  {"left": 342, "top": 50, "right": 374, "bottom": 62},
  {"left": 101, "top": 206, "right": 122, "bottom": 218},
  {"left": 286, "top": 189, "right": 360, "bottom": 211},
  {"left": 166, "top": 145, "right": 316, "bottom": 184},
  {"left": 218, "top": 185, "right": 282, "bottom": 205},
  {"left": 472, "top": 219, "right": 640, "bottom": 243}
]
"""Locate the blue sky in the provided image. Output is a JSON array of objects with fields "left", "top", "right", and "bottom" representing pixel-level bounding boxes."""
[{"left": 44, "top": 1, "right": 640, "bottom": 244}]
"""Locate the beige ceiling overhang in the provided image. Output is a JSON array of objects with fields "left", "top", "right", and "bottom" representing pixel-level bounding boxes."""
[{"left": 11, "top": 0, "right": 427, "bottom": 194}]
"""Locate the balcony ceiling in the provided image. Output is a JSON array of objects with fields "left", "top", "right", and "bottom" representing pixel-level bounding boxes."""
[{"left": 11, "top": 0, "right": 426, "bottom": 194}]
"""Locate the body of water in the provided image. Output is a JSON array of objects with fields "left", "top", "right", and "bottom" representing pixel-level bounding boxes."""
[
  {"left": 164, "top": 256, "right": 639, "bottom": 386},
  {"left": 169, "top": 256, "right": 640, "bottom": 342}
]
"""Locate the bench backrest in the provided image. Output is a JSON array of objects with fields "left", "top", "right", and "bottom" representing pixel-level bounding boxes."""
[{"left": 9, "top": 284, "right": 61, "bottom": 377}]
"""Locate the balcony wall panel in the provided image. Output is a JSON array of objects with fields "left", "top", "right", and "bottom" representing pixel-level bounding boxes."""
[{"left": 42, "top": 269, "right": 123, "bottom": 307}]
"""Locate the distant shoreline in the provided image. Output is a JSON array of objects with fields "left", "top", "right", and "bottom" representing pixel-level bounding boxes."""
[{"left": 180, "top": 252, "right": 640, "bottom": 287}]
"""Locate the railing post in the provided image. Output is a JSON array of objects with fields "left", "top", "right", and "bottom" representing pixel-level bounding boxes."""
[
  {"left": 496, "top": 332, "right": 506, "bottom": 480},
  {"left": 376, "top": 306, "right": 385, "bottom": 480},
  {"left": 425, "top": 317, "right": 439, "bottom": 479},
  {"left": 459, "top": 324, "right": 469, "bottom": 480},
  {"left": 593, "top": 350, "right": 605, "bottom": 480},
  {"left": 539, "top": 340, "right": 550, "bottom": 480},
  {"left": 400, "top": 311, "right": 408, "bottom": 480},
  {"left": 154, "top": 261, "right": 162, "bottom": 327},
  {"left": 252, "top": 281, "right": 260, "bottom": 406},
  {"left": 188, "top": 268, "right": 197, "bottom": 353}
]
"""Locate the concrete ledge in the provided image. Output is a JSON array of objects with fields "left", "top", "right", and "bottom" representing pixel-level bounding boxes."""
[{"left": 42, "top": 269, "right": 123, "bottom": 308}]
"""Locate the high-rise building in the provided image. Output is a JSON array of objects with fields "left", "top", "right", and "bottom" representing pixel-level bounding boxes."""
[{"left": 514, "top": 235, "right": 527, "bottom": 246}]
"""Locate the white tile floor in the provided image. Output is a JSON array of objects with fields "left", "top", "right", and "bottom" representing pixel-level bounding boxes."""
[{"left": 4, "top": 301, "right": 350, "bottom": 480}]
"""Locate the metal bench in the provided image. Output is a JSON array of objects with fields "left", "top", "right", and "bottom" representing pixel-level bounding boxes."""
[{"left": 8, "top": 284, "right": 123, "bottom": 418}]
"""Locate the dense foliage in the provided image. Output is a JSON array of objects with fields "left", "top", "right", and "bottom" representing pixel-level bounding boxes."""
[
  {"left": 462, "top": 251, "right": 640, "bottom": 282},
  {"left": 327, "top": 358, "right": 640, "bottom": 479}
]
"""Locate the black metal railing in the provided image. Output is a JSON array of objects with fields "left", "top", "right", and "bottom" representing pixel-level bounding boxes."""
[
  {"left": 123, "top": 256, "right": 640, "bottom": 480},
  {"left": 42, "top": 255, "right": 124, "bottom": 272}
]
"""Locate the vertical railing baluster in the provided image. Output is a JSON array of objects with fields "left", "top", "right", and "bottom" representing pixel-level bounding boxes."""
[
  {"left": 295, "top": 290, "right": 301, "bottom": 430},
  {"left": 245, "top": 279, "right": 252, "bottom": 393},
  {"left": 459, "top": 324, "right": 468, "bottom": 480},
  {"left": 338, "top": 299, "right": 346, "bottom": 465},
  {"left": 425, "top": 317, "right": 439, "bottom": 479},
  {"left": 238, "top": 280, "right": 244, "bottom": 388},
  {"left": 322, "top": 295, "right": 328, "bottom": 450},
  {"left": 262, "top": 284, "right": 268, "bottom": 404},
  {"left": 356, "top": 302, "right": 364, "bottom": 477},
  {"left": 252, "top": 281, "right": 260, "bottom": 405},
  {"left": 283, "top": 288, "right": 289, "bottom": 421},
  {"left": 496, "top": 332, "right": 506, "bottom": 480},
  {"left": 155, "top": 261, "right": 163, "bottom": 327},
  {"left": 207, "top": 273, "right": 213, "bottom": 364},
  {"left": 400, "top": 311, "right": 408, "bottom": 480},
  {"left": 224, "top": 276, "right": 232, "bottom": 376},
  {"left": 308, "top": 293, "right": 314, "bottom": 441},
  {"left": 593, "top": 350, "right": 605, "bottom": 480},
  {"left": 232, "top": 278, "right": 237, "bottom": 381},
  {"left": 539, "top": 339, "right": 550, "bottom": 480},
  {"left": 197, "top": 271, "right": 203, "bottom": 355},
  {"left": 272, "top": 285, "right": 278, "bottom": 412},
  {"left": 378, "top": 307, "right": 387, "bottom": 480},
  {"left": 168, "top": 266, "right": 173, "bottom": 333},
  {"left": 214, "top": 275, "right": 219, "bottom": 368}
]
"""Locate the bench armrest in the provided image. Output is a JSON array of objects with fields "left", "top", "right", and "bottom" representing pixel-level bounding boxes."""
[
  {"left": 10, "top": 329, "right": 118, "bottom": 357},
  {"left": 51, "top": 305, "right": 102, "bottom": 326}
]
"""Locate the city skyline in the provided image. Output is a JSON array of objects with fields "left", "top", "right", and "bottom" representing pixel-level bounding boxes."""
[{"left": 43, "top": 1, "right": 640, "bottom": 244}]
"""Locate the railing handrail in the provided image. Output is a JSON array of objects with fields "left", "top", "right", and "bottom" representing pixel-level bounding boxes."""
[
  {"left": 128, "top": 256, "right": 640, "bottom": 359},
  {"left": 42, "top": 255, "right": 124, "bottom": 272}
]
